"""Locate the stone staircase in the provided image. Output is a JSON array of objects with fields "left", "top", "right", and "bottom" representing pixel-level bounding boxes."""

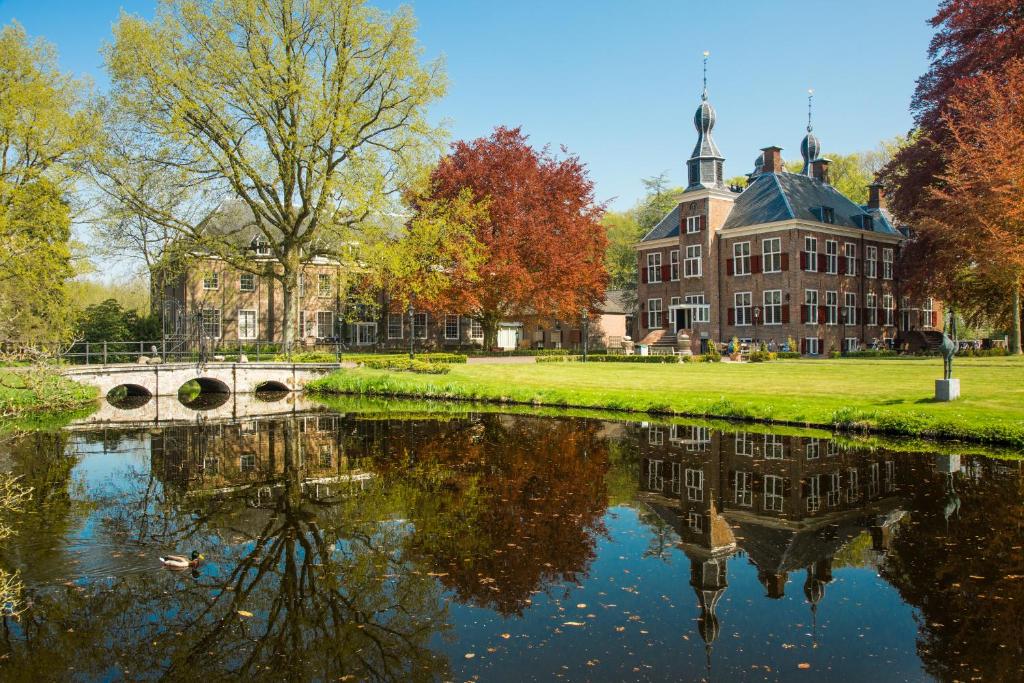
[
  {"left": 900, "top": 329, "right": 944, "bottom": 353},
  {"left": 638, "top": 329, "right": 679, "bottom": 355}
]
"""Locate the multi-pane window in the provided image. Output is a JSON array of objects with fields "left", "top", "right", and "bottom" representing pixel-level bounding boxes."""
[
  {"left": 669, "top": 250, "right": 680, "bottom": 281},
  {"left": 316, "top": 311, "right": 334, "bottom": 339},
  {"left": 647, "top": 298, "right": 662, "bottom": 329},
  {"left": 733, "top": 242, "right": 751, "bottom": 275},
  {"left": 869, "top": 462, "right": 880, "bottom": 497},
  {"left": 763, "top": 290, "right": 782, "bottom": 325},
  {"left": 685, "top": 468, "right": 704, "bottom": 501},
  {"left": 318, "top": 273, "right": 332, "bottom": 298},
  {"left": 866, "top": 293, "right": 878, "bottom": 325},
  {"left": 805, "top": 289, "right": 819, "bottom": 324},
  {"left": 845, "top": 292, "right": 857, "bottom": 324},
  {"left": 734, "top": 291, "right": 752, "bottom": 326},
  {"left": 356, "top": 322, "right": 377, "bottom": 345},
  {"left": 807, "top": 474, "right": 822, "bottom": 513},
  {"left": 827, "top": 471, "right": 842, "bottom": 507},
  {"left": 805, "top": 337, "right": 820, "bottom": 355},
  {"left": 821, "top": 207, "right": 835, "bottom": 224},
  {"left": 298, "top": 274, "right": 305, "bottom": 297},
  {"left": 201, "top": 308, "right": 221, "bottom": 338},
  {"left": 319, "top": 444, "right": 333, "bottom": 469},
  {"left": 688, "top": 512, "right": 704, "bottom": 532},
  {"left": 825, "top": 291, "right": 838, "bottom": 325},
  {"left": 687, "top": 426, "right": 711, "bottom": 451},
  {"left": 647, "top": 252, "right": 662, "bottom": 283},
  {"left": 444, "top": 314, "right": 459, "bottom": 340},
  {"left": 844, "top": 243, "right": 857, "bottom": 275},
  {"left": 671, "top": 462, "right": 682, "bottom": 495},
  {"left": 735, "top": 471, "right": 753, "bottom": 507},
  {"left": 806, "top": 438, "right": 820, "bottom": 459},
  {"left": 845, "top": 337, "right": 859, "bottom": 352},
  {"left": 763, "top": 237, "right": 782, "bottom": 273},
  {"left": 298, "top": 310, "right": 308, "bottom": 339},
  {"left": 826, "top": 440, "right": 840, "bottom": 457},
  {"left": 865, "top": 246, "right": 878, "bottom": 278},
  {"left": 388, "top": 313, "right": 403, "bottom": 339},
  {"left": 735, "top": 432, "right": 755, "bottom": 457},
  {"left": 825, "top": 240, "right": 838, "bottom": 274},
  {"left": 685, "top": 294, "right": 710, "bottom": 323},
  {"left": 239, "top": 273, "right": 255, "bottom": 292},
  {"left": 684, "top": 245, "right": 702, "bottom": 277},
  {"left": 647, "top": 460, "right": 664, "bottom": 491},
  {"left": 764, "top": 475, "right": 785, "bottom": 512},
  {"left": 847, "top": 467, "right": 860, "bottom": 502},
  {"left": 203, "top": 272, "right": 219, "bottom": 290},
  {"left": 885, "top": 460, "right": 896, "bottom": 493},
  {"left": 238, "top": 309, "right": 257, "bottom": 340},
  {"left": 804, "top": 236, "right": 818, "bottom": 272},
  {"left": 470, "top": 319, "right": 483, "bottom": 340},
  {"left": 648, "top": 427, "right": 664, "bottom": 445},
  {"left": 250, "top": 237, "right": 271, "bottom": 256},
  {"left": 764, "top": 434, "right": 784, "bottom": 458},
  {"left": 413, "top": 312, "right": 428, "bottom": 339},
  {"left": 923, "top": 298, "right": 935, "bottom": 327},
  {"left": 240, "top": 454, "right": 256, "bottom": 472},
  {"left": 882, "top": 248, "right": 894, "bottom": 279},
  {"left": 686, "top": 215, "right": 701, "bottom": 234},
  {"left": 883, "top": 294, "right": 895, "bottom": 326}
]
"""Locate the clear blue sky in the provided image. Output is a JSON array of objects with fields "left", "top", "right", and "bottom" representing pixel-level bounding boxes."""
[{"left": 2, "top": 0, "right": 937, "bottom": 210}]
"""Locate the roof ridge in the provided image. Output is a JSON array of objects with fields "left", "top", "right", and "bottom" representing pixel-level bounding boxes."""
[{"left": 770, "top": 173, "right": 796, "bottom": 219}]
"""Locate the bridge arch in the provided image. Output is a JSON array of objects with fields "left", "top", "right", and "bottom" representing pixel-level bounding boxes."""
[
  {"left": 254, "top": 379, "right": 290, "bottom": 393},
  {"left": 183, "top": 377, "right": 231, "bottom": 395},
  {"left": 107, "top": 383, "right": 153, "bottom": 399}
]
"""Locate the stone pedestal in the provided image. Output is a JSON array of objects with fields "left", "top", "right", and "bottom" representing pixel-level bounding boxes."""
[
  {"left": 676, "top": 331, "right": 693, "bottom": 357},
  {"left": 935, "top": 378, "right": 960, "bottom": 402}
]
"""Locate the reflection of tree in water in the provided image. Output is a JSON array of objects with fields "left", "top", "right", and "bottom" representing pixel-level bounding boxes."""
[
  {"left": 2, "top": 418, "right": 452, "bottom": 682},
  {"left": 382, "top": 414, "right": 610, "bottom": 616},
  {"left": 879, "top": 456, "right": 1024, "bottom": 682}
]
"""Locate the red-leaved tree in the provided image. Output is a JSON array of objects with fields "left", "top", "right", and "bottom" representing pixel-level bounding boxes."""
[{"left": 414, "top": 127, "right": 608, "bottom": 348}]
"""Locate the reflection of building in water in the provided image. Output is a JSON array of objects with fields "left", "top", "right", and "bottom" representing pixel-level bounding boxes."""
[
  {"left": 151, "top": 414, "right": 374, "bottom": 502},
  {"left": 636, "top": 424, "right": 911, "bottom": 660}
]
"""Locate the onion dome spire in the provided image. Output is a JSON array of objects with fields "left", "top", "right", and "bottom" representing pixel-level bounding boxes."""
[
  {"left": 801, "top": 88, "right": 821, "bottom": 175},
  {"left": 687, "top": 51, "right": 725, "bottom": 190}
]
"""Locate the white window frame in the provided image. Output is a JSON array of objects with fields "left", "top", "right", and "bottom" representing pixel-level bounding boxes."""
[
  {"left": 866, "top": 293, "right": 878, "bottom": 326},
  {"left": 202, "top": 272, "right": 219, "bottom": 290},
  {"left": 827, "top": 471, "right": 842, "bottom": 507},
  {"left": 685, "top": 468, "right": 704, "bottom": 502},
  {"left": 763, "top": 289, "right": 782, "bottom": 326},
  {"left": 648, "top": 459, "right": 663, "bottom": 490},
  {"left": 237, "top": 309, "right": 258, "bottom": 340},
  {"left": 647, "top": 252, "right": 662, "bottom": 283},
  {"left": 240, "top": 453, "right": 256, "bottom": 472},
  {"left": 317, "top": 273, "right": 332, "bottom": 298},
  {"left": 825, "top": 240, "right": 838, "bottom": 274},
  {"left": 764, "top": 434, "right": 784, "bottom": 458},
  {"left": 201, "top": 308, "right": 222, "bottom": 339},
  {"left": 684, "top": 294, "right": 710, "bottom": 323},
  {"left": 762, "top": 237, "right": 782, "bottom": 273},
  {"left": 764, "top": 475, "right": 785, "bottom": 512},
  {"left": 825, "top": 291, "right": 838, "bottom": 326},
  {"left": 250, "top": 237, "right": 271, "bottom": 256},
  {"left": 648, "top": 427, "right": 664, "bottom": 445},
  {"left": 845, "top": 292, "right": 857, "bottom": 325},
  {"left": 844, "top": 243, "right": 857, "bottom": 275},
  {"left": 806, "top": 438, "right": 820, "bottom": 459},
  {"left": 883, "top": 294, "right": 895, "bottom": 326},
  {"left": 847, "top": 467, "right": 860, "bottom": 502},
  {"left": 866, "top": 246, "right": 878, "bottom": 278},
  {"left": 733, "top": 241, "right": 751, "bottom": 276},
  {"left": 686, "top": 215, "right": 701, "bottom": 234},
  {"left": 388, "top": 313, "right": 403, "bottom": 339},
  {"left": 922, "top": 298, "right": 934, "bottom": 327},
  {"left": 355, "top": 322, "right": 377, "bottom": 346},
  {"left": 470, "top": 319, "right": 484, "bottom": 340},
  {"left": 735, "top": 432, "right": 755, "bottom": 457},
  {"left": 805, "top": 289, "right": 819, "bottom": 324},
  {"left": 413, "top": 312, "right": 428, "bottom": 339},
  {"left": 444, "top": 314, "right": 460, "bottom": 340},
  {"left": 735, "top": 291, "right": 752, "bottom": 326},
  {"left": 316, "top": 311, "right": 335, "bottom": 339},
  {"left": 804, "top": 236, "right": 818, "bottom": 272},
  {"left": 735, "top": 471, "right": 753, "bottom": 507},
  {"left": 882, "top": 248, "right": 894, "bottom": 280},
  {"left": 239, "top": 273, "right": 256, "bottom": 292},
  {"left": 669, "top": 250, "right": 680, "bottom": 281},
  {"left": 805, "top": 337, "right": 820, "bottom": 355},
  {"left": 684, "top": 245, "right": 702, "bottom": 278},
  {"left": 807, "top": 474, "right": 822, "bottom": 513},
  {"left": 647, "top": 298, "right": 662, "bottom": 329}
]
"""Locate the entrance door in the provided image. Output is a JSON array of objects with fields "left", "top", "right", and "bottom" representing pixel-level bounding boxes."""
[
  {"left": 497, "top": 326, "right": 519, "bottom": 350},
  {"left": 675, "top": 308, "right": 692, "bottom": 332}
]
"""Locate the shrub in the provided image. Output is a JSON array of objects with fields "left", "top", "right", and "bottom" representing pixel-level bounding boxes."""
[
  {"left": 703, "top": 342, "right": 721, "bottom": 362},
  {"left": 361, "top": 357, "right": 450, "bottom": 374},
  {"left": 276, "top": 350, "right": 339, "bottom": 363},
  {"left": 841, "top": 350, "right": 899, "bottom": 358},
  {"left": 536, "top": 354, "right": 678, "bottom": 363},
  {"left": 776, "top": 351, "right": 802, "bottom": 360},
  {"left": 748, "top": 350, "right": 776, "bottom": 363}
]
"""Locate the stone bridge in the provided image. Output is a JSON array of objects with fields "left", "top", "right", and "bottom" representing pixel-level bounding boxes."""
[{"left": 59, "top": 361, "right": 342, "bottom": 398}]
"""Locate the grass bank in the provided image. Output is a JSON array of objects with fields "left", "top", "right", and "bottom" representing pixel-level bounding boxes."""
[
  {"left": 306, "top": 356, "right": 1024, "bottom": 447},
  {"left": 0, "top": 366, "right": 98, "bottom": 420}
]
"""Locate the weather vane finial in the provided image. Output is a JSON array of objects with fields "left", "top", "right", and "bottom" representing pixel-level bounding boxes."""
[
  {"left": 702, "top": 51, "right": 711, "bottom": 101},
  {"left": 807, "top": 88, "right": 815, "bottom": 132}
]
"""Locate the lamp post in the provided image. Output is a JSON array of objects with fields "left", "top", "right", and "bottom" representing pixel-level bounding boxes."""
[
  {"left": 753, "top": 305, "right": 762, "bottom": 345},
  {"left": 407, "top": 296, "right": 416, "bottom": 360},
  {"left": 581, "top": 308, "right": 590, "bottom": 362}
]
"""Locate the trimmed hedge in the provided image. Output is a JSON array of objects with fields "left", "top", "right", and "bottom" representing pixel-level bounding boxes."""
[
  {"left": 536, "top": 354, "right": 679, "bottom": 364},
  {"left": 345, "top": 352, "right": 467, "bottom": 364},
  {"left": 360, "top": 358, "right": 451, "bottom": 374}
]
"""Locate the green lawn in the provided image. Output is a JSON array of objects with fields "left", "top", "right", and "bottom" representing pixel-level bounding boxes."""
[
  {"left": 0, "top": 367, "right": 98, "bottom": 419},
  {"left": 307, "top": 356, "right": 1024, "bottom": 446}
]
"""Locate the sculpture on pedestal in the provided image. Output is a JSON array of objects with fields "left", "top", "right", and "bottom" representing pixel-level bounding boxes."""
[{"left": 939, "top": 310, "right": 957, "bottom": 380}]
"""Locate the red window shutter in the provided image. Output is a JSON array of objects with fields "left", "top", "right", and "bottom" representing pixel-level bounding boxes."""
[
  {"left": 801, "top": 338, "right": 807, "bottom": 354},
  {"left": 819, "top": 305, "right": 827, "bottom": 322},
  {"left": 641, "top": 265, "right": 648, "bottom": 283},
  {"left": 726, "top": 258, "right": 734, "bottom": 276},
  {"left": 839, "top": 258, "right": 846, "bottom": 275},
  {"left": 727, "top": 307, "right": 735, "bottom": 325},
  {"left": 800, "top": 252, "right": 807, "bottom": 270},
  {"left": 801, "top": 305, "right": 808, "bottom": 324},
  {"left": 931, "top": 311, "right": 938, "bottom": 327},
  {"left": 782, "top": 305, "right": 790, "bottom": 324},
  {"left": 781, "top": 253, "right": 789, "bottom": 271},
  {"left": 661, "top": 263, "right": 670, "bottom": 281},
  {"left": 818, "top": 253, "right": 827, "bottom": 272},
  {"left": 752, "top": 255, "right": 762, "bottom": 274},
  {"left": 818, "top": 337, "right": 824, "bottom": 353},
  {"left": 700, "top": 214, "right": 707, "bottom": 230}
]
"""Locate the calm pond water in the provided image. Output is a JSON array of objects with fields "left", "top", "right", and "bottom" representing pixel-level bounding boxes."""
[{"left": 0, "top": 399, "right": 1021, "bottom": 682}]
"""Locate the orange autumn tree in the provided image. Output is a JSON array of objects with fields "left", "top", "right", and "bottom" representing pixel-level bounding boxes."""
[
  {"left": 414, "top": 127, "right": 608, "bottom": 348},
  {"left": 921, "top": 59, "right": 1024, "bottom": 352}
]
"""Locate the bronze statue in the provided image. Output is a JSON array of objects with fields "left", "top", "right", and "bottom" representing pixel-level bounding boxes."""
[{"left": 939, "top": 309, "right": 957, "bottom": 380}]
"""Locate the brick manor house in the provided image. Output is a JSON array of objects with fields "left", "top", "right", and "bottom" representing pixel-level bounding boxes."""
[{"left": 635, "top": 84, "right": 939, "bottom": 355}]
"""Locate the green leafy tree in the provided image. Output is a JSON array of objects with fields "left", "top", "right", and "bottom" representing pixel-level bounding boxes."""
[
  {"left": 95, "top": 0, "right": 447, "bottom": 353},
  {"left": 0, "top": 23, "right": 98, "bottom": 342}
]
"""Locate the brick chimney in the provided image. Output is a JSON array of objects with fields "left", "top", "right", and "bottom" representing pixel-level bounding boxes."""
[
  {"left": 868, "top": 183, "right": 886, "bottom": 210},
  {"left": 811, "top": 157, "right": 831, "bottom": 184},
  {"left": 760, "top": 146, "right": 783, "bottom": 174}
]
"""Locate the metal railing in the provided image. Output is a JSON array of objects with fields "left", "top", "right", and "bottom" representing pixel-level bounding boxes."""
[{"left": 3, "top": 339, "right": 349, "bottom": 366}]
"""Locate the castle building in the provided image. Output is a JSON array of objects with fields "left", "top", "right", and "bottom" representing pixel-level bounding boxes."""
[{"left": 635, "top": 74, "right": 938, "bottom": 354}]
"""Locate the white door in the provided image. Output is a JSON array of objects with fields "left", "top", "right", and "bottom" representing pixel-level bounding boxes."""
[{"left": 497, "top": 327, "right": 518, "bottom": 350}]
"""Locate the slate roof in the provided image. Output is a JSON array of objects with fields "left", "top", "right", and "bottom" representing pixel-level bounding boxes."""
[
  {"left": 640, "top": 202, "right": 681, "bottom": 242},
  {"left": 599, "top": 289, "right": 629, "bottom": 315},
  {"left": 722, "top": 172, "right": 903, "bottom": 236}
]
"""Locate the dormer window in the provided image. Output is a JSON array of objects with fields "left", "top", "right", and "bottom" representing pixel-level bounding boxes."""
[
  {"left": 821, "top": 207, "right": 835, "bottom": 224},
  {"left": 250, "top": 236, "right": 271, "bottom": 256},
  {"left": 863, "top": 216, "right": 874, "bottom": 231}
]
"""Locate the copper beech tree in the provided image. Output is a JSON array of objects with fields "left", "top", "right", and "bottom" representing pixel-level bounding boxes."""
[{"left": 413, "top": 127, "right": 608, "bottom": 349}]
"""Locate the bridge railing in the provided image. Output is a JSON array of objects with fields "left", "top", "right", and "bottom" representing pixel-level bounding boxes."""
[{"left": 5, "top": 340, "right": 348, "bottom": 366}]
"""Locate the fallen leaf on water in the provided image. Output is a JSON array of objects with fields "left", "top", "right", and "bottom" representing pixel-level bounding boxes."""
[
  {"left": 500, "top": 633, "right": 511, "bottom": 639},
  {"left": 576, "top": 603, "right": 586, "bottom": 609},
  {"left": 798, "top": 663, "right": 811, "bottom": 670},
  {"left": 464, "top": 653, "right": 475, "bottom": 659},
  {"left": 236, "top": 610, "right": 253, "bottom": 618}
]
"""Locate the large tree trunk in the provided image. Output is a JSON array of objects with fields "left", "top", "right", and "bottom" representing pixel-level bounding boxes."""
[
  {"left": 280, "top": 248, "right": 300, "bottom": 356},
  {"left": 480, "top": 313, "right": 500, "bottom": 351},
  {"left": 1011, "top": 284, "right": 1022, "bottom": 355}
]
